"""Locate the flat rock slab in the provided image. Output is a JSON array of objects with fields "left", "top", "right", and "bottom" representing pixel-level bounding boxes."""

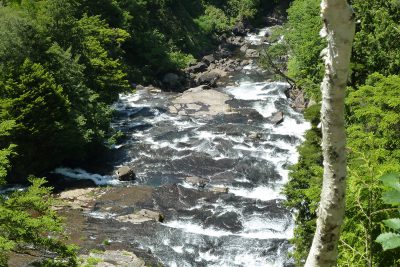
[
  {"left": 56, "top": 188, "right": 100, "bottom": 210},
  {"left": 116, "top": 209, "right": 164, "bottom": 224},
  {"left": 169, "top": 86, "right": 233, "bottom": 117},
  {"left": 80, "top": 250, "right": 146, "bottom": 267}
]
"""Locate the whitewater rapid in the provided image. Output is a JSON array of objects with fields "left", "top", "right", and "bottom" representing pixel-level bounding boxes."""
[{"left": 54, "top": 28, "right": 310, "bottom": 267}]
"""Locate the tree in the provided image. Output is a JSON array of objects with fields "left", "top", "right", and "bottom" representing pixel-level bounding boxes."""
[
  {"left": 0, "top": 178, "right": 78, "bottom": 266},
  {"left": 305, "top": 0, "right": 355, "bottom": 266}
]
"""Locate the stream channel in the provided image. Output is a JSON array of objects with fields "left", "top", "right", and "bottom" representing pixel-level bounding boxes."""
[{"left": 54, "top": 28, "right": 310, "bottom": 267}]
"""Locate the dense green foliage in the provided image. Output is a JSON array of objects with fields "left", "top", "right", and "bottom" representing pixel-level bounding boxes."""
[
  {"left": 274, "top": 0, "right": 400, "bottom": 266},
  {"left": 0, "top": 178, "right": 77, "bottom": 266},
  {"left": 0, "top": 0, "right": 278, "bottom": 181},
  {"left": 376, "top": 173, "right": 400, "bottom": 251}
]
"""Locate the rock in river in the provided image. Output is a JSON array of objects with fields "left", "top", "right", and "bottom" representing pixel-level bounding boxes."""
[
  {"left": 116, "top": 209, "right": 164, "bottom": 224},
  {"left": 269, "top": 111, "right": 284, "bottom": 125},
  {"left": 116, "top": 166, "right": 136, "bottom": 181},
  {"left": 185, "top": 176, "right": 209, "bottom": 188},
  {"left": 169, "top": 85, "right": 233, "bottom": 117}
]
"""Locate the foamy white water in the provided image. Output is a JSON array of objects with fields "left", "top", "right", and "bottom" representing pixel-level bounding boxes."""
[{"left": 53, "top": 168, "right": 120, "bottom": 185}]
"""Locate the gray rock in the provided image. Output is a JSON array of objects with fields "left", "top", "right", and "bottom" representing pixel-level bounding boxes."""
[
  {"left": 204, "top": 211, "right": 243, "bottom": 232},
  {"left": 241, "top": 59, "right": 250, "bottom": 66},
  {"left": 202, "top": 54, "right": 215, "bottom": 65},
  {"left": 226, "top": 36, "right": 245, "bottom": 47},
  {"left": 248, "top": 132, "right": 263, "bottom": 140},
  {"left": 292, "top": 91, "right": 307, "bottom": 112},
  {"left": 169, "top": 86, "right": 232, "bottom": 117},
  {"left": 117, "top": 209, "right": 164, "bottom": 224},
  {"left": 270, "top": 111, "right": 284, "bottom": 125},
  {"left": 210, "top": 187, "right": 229, "bottom": 193},
  {"left": 216, "top": 48, "right": 232, "bottom": 59},
  {"left": 116, "top": 166, "right": 136, "bottom": 181},
  {"left": 80, "top": 250, "right": 146, "bottom": 267},
  {"left": 240, "top": 44, "right": 248, "bottom": 53},
  {"left": 196, "top": 71, "right": 221, "bottom": 87},
  {"left": 187, "top": 62, "right": 208, "bottom": 73},
  {"left": 247, "top": 110, "right": 264, "bottom": 121},
  {"left": 245, "top": 49, "right": 260, "bottom": 58}
]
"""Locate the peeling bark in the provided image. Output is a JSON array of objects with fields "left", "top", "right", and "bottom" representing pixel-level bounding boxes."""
[{"left": 305, "top": 0, "right": 355, "bottom": 266}]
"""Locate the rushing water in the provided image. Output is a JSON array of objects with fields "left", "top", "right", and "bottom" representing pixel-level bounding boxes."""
[{"left": 55, "top": 28, "right": 310, "bottom": 267}]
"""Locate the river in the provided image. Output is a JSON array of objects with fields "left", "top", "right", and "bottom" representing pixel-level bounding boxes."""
[{"left": 54, "top": 28, "right": 310, "bottom": 267}]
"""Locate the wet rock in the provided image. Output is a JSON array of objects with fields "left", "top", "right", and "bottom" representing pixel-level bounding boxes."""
[
  {"left": 185, "top": 176, "right": 209, "bottom": 188},
  {"left": 247, "top": 110, "right": 264, "bottom": 121},
  {"left": 269, "top": 111, "right": 284, "bottom": 125},
  {"left": 116, "top": 209, "right": 164, "bottom": 224},
  {"left": 151, "top": 184, "right": 220, "bottom": 211},
  {"left": 248, "top": 132, "right": 263, "bottom": 140},
  {"left": 204, "top": 211, "right": 243, "bottom": 232},
  {"left": 116, "top": 166, "right": 136, "bottom": 181},
  {"left": 127, "top": 107, "right": 154, "bottom": 118},
  {"left": 80, "top": 250, "right": 146, "bottom": 267},
  {"left": 245, "top": 49, "right": 260, "bottom": 58},
  {"left": 210, "top": 187, "right": 229, "bottom": 194},
  {"left": 202, "top": 54, "right": 215, "bottom": 65}
]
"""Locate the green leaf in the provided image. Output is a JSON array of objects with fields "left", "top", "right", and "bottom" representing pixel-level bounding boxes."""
[
  {"left": 380, "top": 173, "right": 400, "bottom": 191},
  {"left": 383, "top": 218, "right": 400, "bottom": 231},
  {"left": 382, "top": 190, "right": 400, "bottom": 205},
  {"left": 376, "top": 232, "right": 400, "bottom": 250}
]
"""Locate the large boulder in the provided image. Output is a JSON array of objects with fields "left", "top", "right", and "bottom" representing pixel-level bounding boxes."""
[
  {"left": 196, "top": 71, "right": 221, "bottom": 87},
  {"left": 116, "top": 166, "right": 136, "bottom": 181},
  {"left": 269, "top": 111, "right": 284, "bottom": 125}
]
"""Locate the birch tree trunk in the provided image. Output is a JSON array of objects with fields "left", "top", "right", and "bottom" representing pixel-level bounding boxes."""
[{"left": 305, "top": 0, "right": 355, "bottom": 266}]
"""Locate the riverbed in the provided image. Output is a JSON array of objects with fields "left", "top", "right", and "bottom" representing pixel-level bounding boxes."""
[{"left": 52, "top": 28, "right": 310, "bottom": 267}]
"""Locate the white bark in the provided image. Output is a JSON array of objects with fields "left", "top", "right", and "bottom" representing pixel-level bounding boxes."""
[{"left": 305, "top": 0, "right": 355, "bottom": 266}]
